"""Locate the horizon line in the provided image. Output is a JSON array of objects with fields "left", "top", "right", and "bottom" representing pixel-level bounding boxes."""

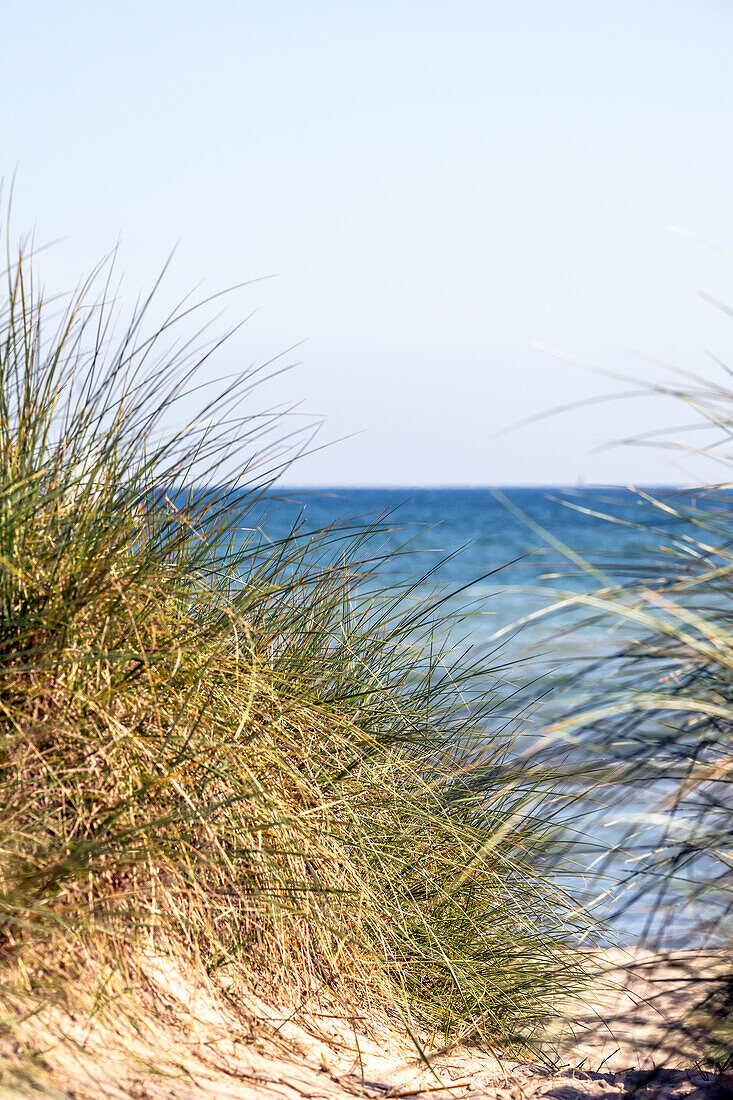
[{"left": 275, "top": 481, "right": 687, "bottom": 491}]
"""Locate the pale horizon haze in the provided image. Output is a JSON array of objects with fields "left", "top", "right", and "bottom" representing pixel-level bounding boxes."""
[{"left": 4, "top": 1, "right": 733, "bottom": 486}]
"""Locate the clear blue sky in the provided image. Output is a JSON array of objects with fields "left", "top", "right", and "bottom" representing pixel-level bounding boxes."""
[{"left": 5, "top": 1, "right": 733, "bottom": 485}]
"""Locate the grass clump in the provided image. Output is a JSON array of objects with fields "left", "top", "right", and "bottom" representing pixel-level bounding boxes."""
[
  {"left": 531, "top": 364, "right": 733, "bottom": 1067},
  {"left": 0, "top": 235, "right": 590, "bottom": 1070}
]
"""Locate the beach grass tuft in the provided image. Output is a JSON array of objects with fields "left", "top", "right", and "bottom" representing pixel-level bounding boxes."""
[
  {"left": 0, "top": 234, "right": 592, "bottom": 1076},
  {"left": 531, "top": 363, "right": 733, "bottom": 1067}
]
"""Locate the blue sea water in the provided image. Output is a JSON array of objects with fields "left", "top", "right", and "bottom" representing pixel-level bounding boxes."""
[
  {"left": 256, "top": 484, "right": 690, "bottom": 658},
  {"left": 248, "top": 485, "right": 723, "bottom": 944}
]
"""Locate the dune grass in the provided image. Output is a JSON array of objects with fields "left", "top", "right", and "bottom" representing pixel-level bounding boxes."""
[
  {"left": 519, "top": 364, "right": 733, "bottom": 1067},
  {"left": 0, "top": 236, "right": 594, "bottom": 1081}
]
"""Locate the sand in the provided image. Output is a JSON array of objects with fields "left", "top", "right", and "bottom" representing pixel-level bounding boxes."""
[{"left": 0, "top": 948, "right": 727, "bottom": 1100}]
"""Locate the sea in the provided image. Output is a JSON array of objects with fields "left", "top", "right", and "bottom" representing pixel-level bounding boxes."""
[
  {"left": 255, "top": 484, "right": 692, "bottom": 660},
  {"left": 248, "top": 485, "right": 724, "bottom": 944}
]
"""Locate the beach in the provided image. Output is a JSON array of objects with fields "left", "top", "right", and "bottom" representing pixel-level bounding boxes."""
[{"left": 2, "top": 948, "right": 726, "bottom": 1099}]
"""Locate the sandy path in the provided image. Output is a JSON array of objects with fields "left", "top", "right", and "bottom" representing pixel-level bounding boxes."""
[{"left": 0, "top": 950, "right": 726, "bottom": 1100}]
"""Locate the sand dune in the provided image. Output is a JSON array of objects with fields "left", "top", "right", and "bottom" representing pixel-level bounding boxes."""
[{"left": 1, "top": 949, "right": 726, "bottom": 1100}]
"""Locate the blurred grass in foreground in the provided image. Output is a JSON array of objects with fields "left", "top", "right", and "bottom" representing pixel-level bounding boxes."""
[{"left": 525, "top": 357, "right": 733, "bottom": 1068}]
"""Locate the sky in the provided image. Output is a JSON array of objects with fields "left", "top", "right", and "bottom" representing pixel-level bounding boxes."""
[{"left": 4, "top": 1, "right": 733, "bottom": 486}]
